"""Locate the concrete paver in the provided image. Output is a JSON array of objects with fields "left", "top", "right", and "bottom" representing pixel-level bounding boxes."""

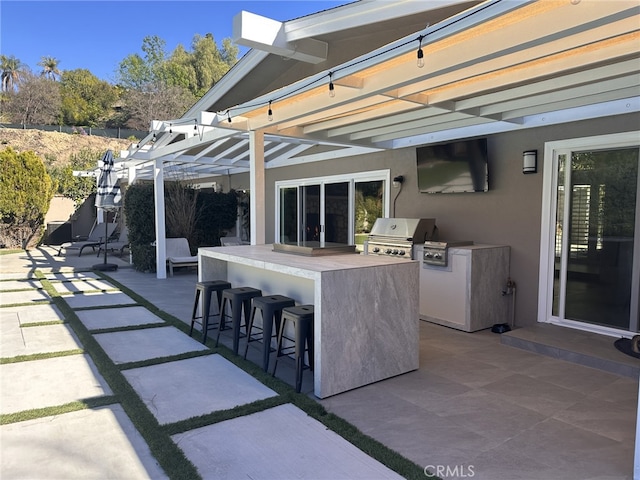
[
  {"left": 0, "top": 288, "right": 50, "bottom": 305},
  {"left": 94, "top": 326, "right": 208, "bottom": 364},
  {"left": 0, "top": 405, "right": 168, "bottom": 480},
  {"left": 76, "top": 305, "right": 164, "bottom": 330},
  {"left": 172, "top": 403, "right": 404, "bottom": 480},
  {"left": 0, "top": 279, "right": 42, "bottom": 291},
  {"left": 0, "top": 354, "right": 112, "bottom": 414},
  {"left": 2, "top": 302, "right": 64, "bottom": 323},
  {"left": 123, "top": 355, "right": 278, "bottom": 424},
  {"left": 64, "top": 290, "right": 137, "bottom": 309},
  {"left": 1, "top": 323, "right": 81, "bottom": 357},
  {"left": 50, "top": 278, "right": 118, "bottom": 294}
]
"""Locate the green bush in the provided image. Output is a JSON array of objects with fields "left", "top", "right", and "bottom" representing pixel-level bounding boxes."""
[
  {"left": 0, "top": 147, "right": 54, "bottom": 248},
  {"left": 123, "top": 182, "right": 238, "bottom": 271}
]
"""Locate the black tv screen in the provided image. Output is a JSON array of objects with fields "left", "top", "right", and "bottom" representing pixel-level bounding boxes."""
[{"left": 416, "top": 138, "right": 488, "bottom": 193}]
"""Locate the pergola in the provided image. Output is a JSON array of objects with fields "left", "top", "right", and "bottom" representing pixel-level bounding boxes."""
[{"left": 117, "top": 0, "right": 640, "bottom": 278}]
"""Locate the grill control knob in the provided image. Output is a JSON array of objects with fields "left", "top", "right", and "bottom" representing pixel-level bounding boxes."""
[
  {"left": 398, "top": 250, "right": 406, "bottom": 256},
  {"left": 385, "top": 249, "right": 392, "bottom": 254},
  {"left": 372, "top": 247, "right": 380, "bottom": 253},
  {"left": 434, "top": 253, "right": 442, "bottom": 259},
  {"left": 392, "top": 249, "right": 399, "bottom": 255},
  {"left": 425, "top": 252, "right": 433, "bottom": 258}
]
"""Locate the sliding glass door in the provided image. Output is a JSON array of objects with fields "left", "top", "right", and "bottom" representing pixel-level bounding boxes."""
[
  {"left": 545, "top": 135, "right": 640, "bottom": 333},
  {"left": 276, "top": 171, "right": 388, "bottom": 248}
]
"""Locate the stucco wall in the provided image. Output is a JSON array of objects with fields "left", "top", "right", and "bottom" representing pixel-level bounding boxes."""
[{"left": 227, "top": 112, "right": 639, "bottom": 327}]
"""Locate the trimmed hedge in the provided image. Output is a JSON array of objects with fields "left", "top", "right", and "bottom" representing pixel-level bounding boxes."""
[{"left": 123, "top": 182, "right": 238, "bottom": 272}]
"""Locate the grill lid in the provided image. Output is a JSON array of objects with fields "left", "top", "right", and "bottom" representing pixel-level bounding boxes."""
[{"left": 368, "top": 218, "right": 437, "bottom": 242}]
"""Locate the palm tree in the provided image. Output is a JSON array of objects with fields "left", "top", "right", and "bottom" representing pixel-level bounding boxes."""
[
  {"left": 38, "top": 56, "right": 61, "bottom": 80},
  {"left": 1, "top": 55, "right": 24, "bottom": 92}
]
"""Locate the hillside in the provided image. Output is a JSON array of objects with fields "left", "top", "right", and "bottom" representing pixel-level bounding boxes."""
[{"left": 0, "top": 128, "right": 132, "bottom": 167}]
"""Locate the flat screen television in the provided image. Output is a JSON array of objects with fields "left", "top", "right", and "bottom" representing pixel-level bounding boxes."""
[{"left": 416, "top": 138, "right": 488, "bottom": 193}]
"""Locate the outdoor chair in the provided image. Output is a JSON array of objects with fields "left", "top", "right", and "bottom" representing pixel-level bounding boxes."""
[
  {"left": 57, "top": 222, "right": 117, "bottom": 256},
  {"left": 166, "top": 237, "right": 198, "bottom": 276},
  {"left": 97, "top": 226, "right": 129, "bottom": 258}
]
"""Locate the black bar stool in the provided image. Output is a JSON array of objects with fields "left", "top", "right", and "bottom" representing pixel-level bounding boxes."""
[
  {"left": 190, "top": 280, "right": 231, "bottom": 343},
  {"left": 272, "top": 304, "right": 314, "bottom": 393},
  {"left": 243, "top": 295, "right": 295, "bottom": 371},
  {"left": 217, "top": 286, "right": 262, "bottom": 354}
]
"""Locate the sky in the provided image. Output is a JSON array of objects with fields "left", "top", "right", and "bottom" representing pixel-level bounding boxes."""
[{"left": 0, "top": 0, "right": 352, "bottom": 83}]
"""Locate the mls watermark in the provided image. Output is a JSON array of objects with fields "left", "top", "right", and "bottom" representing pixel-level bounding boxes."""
[{"left": 424, "top": 464, "right": 475, "bottom": 478}]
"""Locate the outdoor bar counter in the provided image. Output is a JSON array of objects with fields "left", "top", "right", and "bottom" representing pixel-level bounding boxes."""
[{"left": 198, "top": 244, "right": 419, "bottom": 398}]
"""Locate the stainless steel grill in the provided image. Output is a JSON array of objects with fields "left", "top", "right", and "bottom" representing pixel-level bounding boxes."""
[
  {"left": 423, "top": 240, "right": 474, "bottom": 267},
  {"left": 365, "top": 218, "right": 437, "bottom": 260}
]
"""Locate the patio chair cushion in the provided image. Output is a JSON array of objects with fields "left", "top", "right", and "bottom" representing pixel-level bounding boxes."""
[{"left": 166, "top": 238, "right": 197, "bottom": 276}]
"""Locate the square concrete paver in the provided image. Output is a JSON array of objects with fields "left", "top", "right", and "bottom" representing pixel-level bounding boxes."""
[
  {"left": 1, "top": 322, "right": 81, "bottom": 357},
  {"left": 0, "top": 405, "right": 167, "bottom": 480},
  {"left": 63, "top": 291, "right": 137, "bottom": 309},
  {"left": 0, "top": 289, "right": 50, "bottom": 305},
  {"left": 0, "top": 354, "right": 112, "bottom": 414},
  {"left": 123, "top": 354, "right": 277, "bottom": 425},
  {"left": 93, "top": 326, "right": 208, "bottom": 364},
  {"left": 77, "top": 306, "right": 165, "bottom": 330},
  {"left": 1, "top": 303, "right": 65, "bottom": 324},
  {"left": 172, "top": 403, "right": 403, "bottom": 480},
  {"left": 0, "top": 279, "right": 42, "bottom": 291}
]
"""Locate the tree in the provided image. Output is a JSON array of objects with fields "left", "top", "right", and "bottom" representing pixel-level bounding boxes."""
[
  {"left": 48, "top": 147, "right": 101, "bottom": 206},
  {"left": 0, "top": 54, "right": 25, "bottom": 92},
  {"left": 116, "top": 34, "right": 237, "bottom": 129},
  {"left": 38, "top": 56, "right": 61, "bottom": 81},
  {"left": 3, "top": 70, "right": 61, "bottom": 125},
  {"left": 60, "top": 69, "right": 118, "bottom": 126},
  {"left": 121, "top": 84, "right": 195, "bottom": 130},
  {"left": 0, "top": 147, "right": 55, "bottom": 248}
]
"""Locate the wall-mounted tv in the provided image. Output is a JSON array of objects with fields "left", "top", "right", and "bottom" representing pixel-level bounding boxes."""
[{"left": 416, "top": 138, "right": 488, "bottom": 193}]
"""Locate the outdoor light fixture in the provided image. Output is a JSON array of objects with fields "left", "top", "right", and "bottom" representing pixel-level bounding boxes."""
[
  {"left": 329, "top": 72, "right": 335, "bottom": 98},
  {"left": 169, "top": 123, "right": 172, "bottom": 134},
  {"left": 416, "top": 36, "right": 425, "bottom": 68},
  {"left": 393, "top": 175, "right": 404, "bottom": 188},
  {"left": 194, "top": 120, "right": 198, "bottom": 132},
  {"left": 268, "top": 101, "right": 273, "bottom": 121},
  {"left": 227, "top": 111, "right": 232, "bottom": 123},
  {"left": 523, "top": 150, "right": 537, "bottom": 174}
]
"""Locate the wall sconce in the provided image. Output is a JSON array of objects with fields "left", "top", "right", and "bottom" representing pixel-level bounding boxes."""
[
  {"left": 393, "top": 175, "right": 404, "bottom": 188},
  {"left": 523, "top": 150, "right": 537, "bottom": 174}
]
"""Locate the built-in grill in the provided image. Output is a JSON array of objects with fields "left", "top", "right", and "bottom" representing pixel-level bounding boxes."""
[{"left": 365, "top": 218, "right": 437, "bottom": 260}]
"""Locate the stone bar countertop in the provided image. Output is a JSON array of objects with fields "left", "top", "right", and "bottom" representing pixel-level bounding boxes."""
[{"left": 199, "top": 244, "right": 420, "bottom": 398}]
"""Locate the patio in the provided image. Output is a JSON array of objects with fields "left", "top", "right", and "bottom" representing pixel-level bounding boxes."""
[{"left": 1, "top": 246, "right": 637, "bottom": 479}]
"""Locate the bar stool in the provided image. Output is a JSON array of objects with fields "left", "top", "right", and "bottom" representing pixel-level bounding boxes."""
[
  {"left": 190, "top": 280, "right": 231, "bottom": 343},
  {"left": 272, "top": 305, "right": 314, "bottom": 393},
  {"left": 217, "top": 287, "right": 262, "bottom": 354},
  {"left": 243, "top": 295, "right": 295, "bottom": 371}
]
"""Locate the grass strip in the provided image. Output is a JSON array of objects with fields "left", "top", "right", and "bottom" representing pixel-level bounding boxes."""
[
  {"left": 163, "top": 395, "right": 288, "bottom": 436},
  {"left": 0, "top": 396, "right": 119, "bottom": 425},
  {"left": 21, "top": 320, "right": 65, "bottom": 327},
  {"left": 39, "top": 275, "right": 202, "bottom": 480},
  {"left": 101, "top": 272, "right": 427, "bottom": 480},
  {"left": 118, "top": 349, "right": 214, "bottom": 371},
  {"left": 1, "top": 348, "right": 84, "bottom": 364}
]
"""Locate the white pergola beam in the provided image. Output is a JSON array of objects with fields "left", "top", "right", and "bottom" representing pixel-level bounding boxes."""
[{"left": 233, "top": 11, "right": 327, "bottom": 64}]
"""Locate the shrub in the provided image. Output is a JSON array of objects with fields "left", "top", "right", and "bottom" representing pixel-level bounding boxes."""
[
  {"left": 0, "top": 147, "right": 54, "bottom": 248},
  {"left": 123, "top": 182, "right": 238, "bottom": 271}
]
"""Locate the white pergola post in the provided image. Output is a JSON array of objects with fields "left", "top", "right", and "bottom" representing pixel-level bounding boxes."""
[
  {"left": 249, "top": 130, "right": 266, "bottom": 245},
  {"left": 154, "top": 158, "right": 167, "bottom": 279}
]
